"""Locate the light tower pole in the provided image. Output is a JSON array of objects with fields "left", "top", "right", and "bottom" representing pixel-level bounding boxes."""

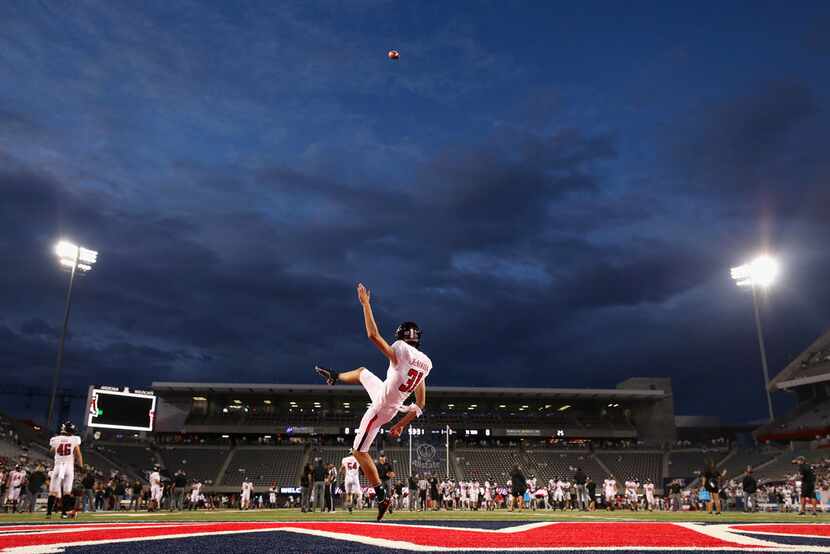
[
  {"left": 48, "top": 241, "right": 98, "bottom": 431},
  {"left": 731, "top": 255, "right": 779, "bottom": 423}
]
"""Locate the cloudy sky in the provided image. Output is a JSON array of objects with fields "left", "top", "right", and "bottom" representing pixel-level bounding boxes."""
[{"left": 2, "top": 1, "right": 829, "bottom": 423}]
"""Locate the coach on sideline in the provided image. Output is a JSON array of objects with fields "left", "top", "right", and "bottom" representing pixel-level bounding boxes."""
[{"left": 312, "top": 459, "right": 327, "bottom": 512}]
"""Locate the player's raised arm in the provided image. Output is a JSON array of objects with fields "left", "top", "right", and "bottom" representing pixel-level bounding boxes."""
[{"left": 357, "top": 283, "right": 397, "bottom": 365}]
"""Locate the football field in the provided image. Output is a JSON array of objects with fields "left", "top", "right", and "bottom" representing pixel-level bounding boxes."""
[
  {"left": 2, "top": 509, "right": 830, "bottom": 553},
  {"left": 1, "top": 507, "right": 828, "bottom": 524}
]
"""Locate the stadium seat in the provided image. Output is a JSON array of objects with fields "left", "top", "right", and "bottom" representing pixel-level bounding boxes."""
[{"left": 221, "top": 446, "right": 306, "bottom": 488}]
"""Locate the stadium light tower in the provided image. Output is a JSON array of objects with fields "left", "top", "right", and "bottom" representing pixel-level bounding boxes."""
[
  {"left": 47, "top": 240, "right": 98, "bottom": 431},
  {"left": 731, "top": 254, "right": 779, "bottom": 423}
]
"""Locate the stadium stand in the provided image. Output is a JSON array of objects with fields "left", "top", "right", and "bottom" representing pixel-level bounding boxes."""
[
  {"left": 666, "top": 449, "right": 729, "bottom": 479},
  {"left": 0, "top": 440, "right": 50, "bottom": 467},
  {"left": 596, "top": 451, "right": 662, "bottom": 484},
  {"left": 158, "top": 445, "right": 232, "bottom": 482},
  {"left": 83, "top": 446, "right": 133, "bottom": 478},
  {"left": 95, "top": 442, "right": 159, "bottom": 478},
  {"left": 753, "top": 449, "right": 827, "bottom": 481},
  {"left": 455, "top": 448, "right": 525, "bottom": 483},
  {"left": 220, "top": 446, "right": 306, "bottom": 487},
  {"left": 523, "top": 449, "right": 607, "bottom": 483},
  {"left": 719, "top": 447, "right": 781, "bottom": 479}
]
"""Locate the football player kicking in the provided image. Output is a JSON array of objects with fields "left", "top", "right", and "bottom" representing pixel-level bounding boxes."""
[{"left": 315, "top": 282, "right": 432, "bottom": 522}]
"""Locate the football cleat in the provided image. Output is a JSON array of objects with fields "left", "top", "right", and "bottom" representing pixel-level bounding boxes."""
[
  {"left": 376, "top": 498, "right": 391, "bottom": 522},
  {"left": 314, "top": 365, "right": 338, "bottom": 386}
]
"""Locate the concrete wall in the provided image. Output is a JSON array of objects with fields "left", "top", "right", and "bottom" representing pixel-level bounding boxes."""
[{"left": 617, "top": 377, "right": 676, "bottom": 444}]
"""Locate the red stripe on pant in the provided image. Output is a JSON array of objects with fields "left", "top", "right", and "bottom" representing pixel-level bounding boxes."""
[{"left": 356, "top": 414, "right": 379, "bottom": 452}]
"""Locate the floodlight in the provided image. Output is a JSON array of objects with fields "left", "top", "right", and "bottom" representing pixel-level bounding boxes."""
[
  {"left": 731, "top": 255, "right": 779, "bottom": 288},
  {"left": 55, "top": 240, "right": 98, "bottom": 272}
]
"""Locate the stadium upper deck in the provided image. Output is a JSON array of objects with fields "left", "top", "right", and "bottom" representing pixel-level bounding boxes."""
[{"left": 151, "top": 377, "right": 676, "bottom": 443}]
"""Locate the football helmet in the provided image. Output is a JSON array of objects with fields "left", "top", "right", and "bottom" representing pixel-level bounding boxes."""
[
  {"left": 395, "top": 321, "right": 422, "bottom": 347},
  {"left": 60, "top": 421, "right": 76, "bottom": 435}
]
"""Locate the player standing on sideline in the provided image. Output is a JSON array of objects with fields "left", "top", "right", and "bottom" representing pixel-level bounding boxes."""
[
  {"left": 5, "top": 464, "right": 26, "bottom": 513},
  {"left": 47, "top": 421, "right": 83, "bottom": 519},
  {"left": 341, "top": 454, "right": 362, "bottom": 513},
  {"left": 190, "top": 479, "right": 202, "bottom": 510},
  {"left": 604, "top": 475, "right": 617, "bottom": 511},
  {"left": 315, "top": 283, "right": 432, "bottom": 521},
  {"left": 644, "top": 479, "right": 656, "bottom": 511},
  {"left": 148, "top": 465, "right": 163, "bottom": 512}
]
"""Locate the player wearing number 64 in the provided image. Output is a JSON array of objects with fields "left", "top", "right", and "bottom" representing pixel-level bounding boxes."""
[{"left": 314, "top": 282, "right": 432, "bottom": 521}]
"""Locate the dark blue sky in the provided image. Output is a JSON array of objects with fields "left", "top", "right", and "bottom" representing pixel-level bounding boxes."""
[{"left": 2, "top": 1, "right": 829, "bottom": 423}]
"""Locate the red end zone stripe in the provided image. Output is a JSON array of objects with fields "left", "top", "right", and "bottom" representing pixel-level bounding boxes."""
[
  {"left": 0, "top": 522, "right": 764, "bottom": 550},
  {"left": 0, "top": 522, "right": 282, "bottom": 549},
  {"left": 732, "top": 524, "right": 830, "bottom": 537},
  {"left": 286, "top": 522, "right": 761, "bottom": 548}
]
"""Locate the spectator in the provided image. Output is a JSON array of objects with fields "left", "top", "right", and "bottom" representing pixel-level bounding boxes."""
[
  {"left": 573, "top": 467, "right": 587, "bottom": 510},
  {"left": 376, "top": 453, "right": 395, "bottom": 513},
  {"left": 25, "top": 464, "right": 47, "bottom": 513},
  {"left": 129, "top": 480, "right": 143, "bottom": 511},
  {"left": 312, "top": 459, "right": 326, "bottom": 512},
  {"left": 509, "top": 465, "right": 526, "bottom": 512},
  {"left": 408, "top": 474, "right": 419, "bottom": 511},
  {"left": 586, "top": 477, "right": 597, "bottom": 511},
  {"left": 173, "top": 471, "right": 187, "bottom": 511},
  {"left": 82, "top": 472, "right": 96, "bottom": 512},
  {"left": 325, "top": 463, "right": 337, "bottom": 512},
  {"left": 299, "top": 463, "right": 312, "bottom": 513},
  {"left": 418, "top": 474, "right": 428, "bottom": 511},
  {"left": 113, "top": 478, "right": 126, "bottom": 512}
]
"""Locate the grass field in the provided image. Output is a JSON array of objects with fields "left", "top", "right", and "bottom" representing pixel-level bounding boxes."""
[{"left": 1, "top": 508, "right": 827, "bottom": 525}]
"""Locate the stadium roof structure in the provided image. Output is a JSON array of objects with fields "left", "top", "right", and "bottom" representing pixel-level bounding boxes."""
[
  {"left": 152, "top": 381, "right": 667, "bottom": 400},
  {"left": 769, "top": 327, "right": 830, "bottom": 391}
]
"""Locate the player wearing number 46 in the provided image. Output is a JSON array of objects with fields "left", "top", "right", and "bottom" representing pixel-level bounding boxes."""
[
  {"left": 315, "top": 282, "right": 432, "bottom": 522},
  {"left": 47, "top": 421, "right": 83, "bottom": 519}
]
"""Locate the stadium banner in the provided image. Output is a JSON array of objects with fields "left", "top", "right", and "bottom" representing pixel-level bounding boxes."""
[
  {"left": 409, "top": 429, "right": 449, "bottom": 478},
  {"left": 505, "top": 428, "right": 541, "bottom": 437}
]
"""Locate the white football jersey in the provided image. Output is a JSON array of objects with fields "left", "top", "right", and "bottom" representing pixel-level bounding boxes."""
[
  {"left": 50, "top": 435, "right": 81, "bottom": 464},
  {"left": 192, "top": 482, "right": 202, "bottom": 494},
  {"left": 379, "top": 341, "right": 432, "bottom": 411},
  {"left": 150, "top": 471, "right": 161, "bottom": 486},
  {"left": 644, "top": 483, "right": 655, "bottom": 495},
  {"left": 342, "top": 456, "right": 360, "bottom": 480},
  {"left": 9, "top": 470, "right": 25, "bottom": 487}
]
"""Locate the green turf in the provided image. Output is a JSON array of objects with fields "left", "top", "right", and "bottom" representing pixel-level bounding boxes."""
[{"left": 0, "top": 508, "right": 827, "bottom": 525}]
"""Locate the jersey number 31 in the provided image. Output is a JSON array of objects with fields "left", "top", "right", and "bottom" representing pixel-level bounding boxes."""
[{"left": 398, "top": 368, "right": 424, "bottom": 393}]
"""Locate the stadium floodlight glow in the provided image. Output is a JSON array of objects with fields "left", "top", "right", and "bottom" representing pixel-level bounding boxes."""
[
  {"left": 731, "top": 255, "right": 779, "bottom": 288},
  {"left": 263, "top": 400, "right": 272, "bottom": 405},
  {"left": 498, "top": 404, "right": 506, "bottom": 408},
  {"left": 558, "top": 404, "right": 571, "bottom": 412},
  {"left": 192, "top": 396, "right": 207, "bottom": 401},
  {"left": 54, "top": 241, "right": 98, "bottom": 273}
]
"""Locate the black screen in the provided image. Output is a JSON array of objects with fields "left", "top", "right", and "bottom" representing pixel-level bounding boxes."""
[{"left": 89, "top": 391, "right": 155, "bottom": 430}]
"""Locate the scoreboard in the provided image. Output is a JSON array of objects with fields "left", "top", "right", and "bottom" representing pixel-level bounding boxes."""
[{"left": 87, "top": 386, "right": 157, "bottom": 432}]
